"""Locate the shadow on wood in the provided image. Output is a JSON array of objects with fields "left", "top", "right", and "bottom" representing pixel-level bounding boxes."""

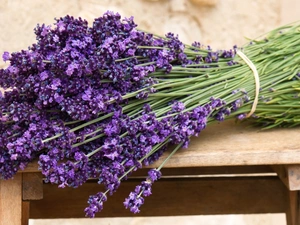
[{"left": 30, "top": 176, "right": 287, "bottom": 218}]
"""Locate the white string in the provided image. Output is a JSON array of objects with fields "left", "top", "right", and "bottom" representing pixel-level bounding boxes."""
[{"left": 236, "top": 51, "right": 260, "bottom": 118}]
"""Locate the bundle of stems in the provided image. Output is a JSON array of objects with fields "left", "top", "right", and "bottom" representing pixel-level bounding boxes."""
[{"left": 0, "top": 12, "right": 300, "bottom": 216}]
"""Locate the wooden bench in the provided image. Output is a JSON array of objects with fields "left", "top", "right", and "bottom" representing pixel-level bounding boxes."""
[{"left": 1, "top": 120, "right": 300, "bottom": 225}]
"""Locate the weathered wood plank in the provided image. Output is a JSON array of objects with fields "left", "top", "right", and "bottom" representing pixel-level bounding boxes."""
[
  {"left": 286, "top": 191, "right": 300, "bottom": 225},
  {"left": 22, "top": 201, "right": 30, "bottom": 225},
  {"left": 156, "top": 121, "right": 300, "bottom": 167},
  {"left": 23, "top": 163, "right": 274, "bottom": 176},
  {"left": 30, "top": 176, "right": 287, "bottom": 218},
  {"left": 272, "top": 165, "right": 300, "bottom": 191},
  {"left": 138, "top": 165, "right": 274, "bottom": 177},
  {"left": 22, "top": 173, "right": 43, "bottom": 200},
  {"left": 0, "top": 173, "right": 22, "bottom": 225},
  {"left": 286, "top": 166, "right": 300, "bottom": 191},
  {"left": 23, "top": 121, "right": 300, "bottom": 173}
]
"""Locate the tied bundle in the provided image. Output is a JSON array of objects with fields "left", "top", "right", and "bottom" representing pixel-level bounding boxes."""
[{"left": 1, "top": 11, "right": 300, "bottom": 217}]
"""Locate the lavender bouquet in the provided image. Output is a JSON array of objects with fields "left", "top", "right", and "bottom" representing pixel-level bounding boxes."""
[{"left": 1, "top": 11, "right": 300, "bottom": 217}]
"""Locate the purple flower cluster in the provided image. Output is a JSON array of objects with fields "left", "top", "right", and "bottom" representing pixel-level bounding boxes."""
[
  {"left": 0, "top": 11, "right": 236, "bottom": 217},
  {"left": 0, "top": 11, "right": 188, "bottom": 121},
  {"left": 123, "top": 169, "right": 161, "bottom": 214},
  {"left": 81, "top": 97, "right": 224, "bottom": 217},
  {"left": 84, "top": 192, "right": 107, "bottom": 218}
]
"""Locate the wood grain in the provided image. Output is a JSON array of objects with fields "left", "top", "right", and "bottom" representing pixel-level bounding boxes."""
[
  {"left": 286, "top": 166, "right": 300, "bottom": 191},
  {"left": 154, "top": 120, "right": 300, "bottom": 168},
  {"left": 23, "top": 120, "right": 300, "bottom": 173},
  {"left": 0, "top": 173, "right": 22, "bottom": 225},
  {"left": 30, "top": 176, "right": 287, "bottom": 218},
  {"left": 22, "top": 173, "right": 43, "bottom": 200},
  {"left": 272, "top": 165, "right": 300, "bottom": 191},
  {"left": 139, "top": 165, "right": 274, "bottom": 177},
  {"left": 22, "top": 201, "right": 30, "bottom": 225},
  {"left": 286, "top": 191, "right": 300, "bottom": 225}
]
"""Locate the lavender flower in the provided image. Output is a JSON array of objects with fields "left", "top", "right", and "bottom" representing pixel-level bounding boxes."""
[
  {"left": 237, "top": 113, "right": 247, "bottom": 120},
  {"left": 124, "top": 169, "right": 161, "bottom": 213},
  {"left": 84, "top": 192, "right": 107, "bottom": 218},
  {"left": 2, "top": 51, "right": 10, "bottom": 62},
  {"left": 2, "top": 10, "right": 295, "bottom": 218}
]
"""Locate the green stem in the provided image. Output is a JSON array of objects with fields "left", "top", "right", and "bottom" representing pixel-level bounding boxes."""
[{"left": 157, "top": 142, "right": 183, "bottom": 171}]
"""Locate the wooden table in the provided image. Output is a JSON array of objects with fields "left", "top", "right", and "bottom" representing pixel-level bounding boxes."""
[{"left": 1, "top": 120, "right": 300, "bottom": 225}]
